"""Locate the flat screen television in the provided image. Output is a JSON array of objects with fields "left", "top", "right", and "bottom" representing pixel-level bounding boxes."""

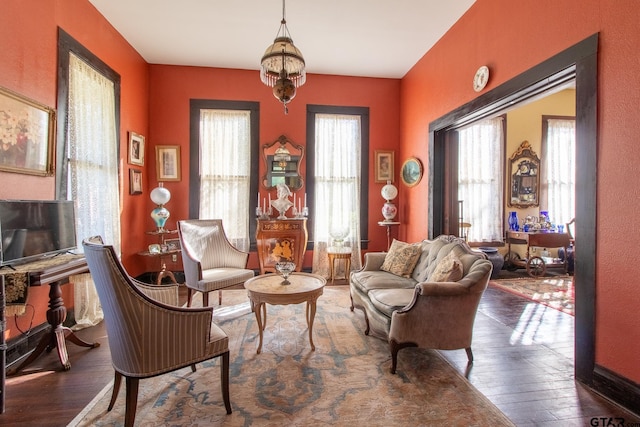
[{"left": 0, "top": 199, "right": 78, "bottom": 267}]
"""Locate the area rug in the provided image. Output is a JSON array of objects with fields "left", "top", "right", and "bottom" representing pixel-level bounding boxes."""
[
  {"left": 490, "top": 275, "right": 574, "bottom": 316},
  {"left": 68, "top": 286, "right": 514, "bottom": 426}
]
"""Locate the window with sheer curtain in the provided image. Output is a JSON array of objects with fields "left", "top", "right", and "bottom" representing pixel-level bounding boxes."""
[
  {"left": 310, "top": 112, "right": 365, "bottom": 277},
  {"left": 542, "top": 117, "right": 575, "bottom": 226},
  {"left": 457, "top": 117, "right": 504, "bottom": 243},
  {"left": 197, "top": 109, "right": 252, "bottom": 251},
  {"left": 58, "top": 34, "right": 121, "bottom": 329}
]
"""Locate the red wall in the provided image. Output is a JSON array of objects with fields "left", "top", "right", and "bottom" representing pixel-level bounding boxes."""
[
  {"left": 147, "top": 66, "right": 401, "bottom": 273},
  {"left": 400, "top": 0, "right": 640, "bottom": 383},
  {"left": 0, "top": 0, "right": 150, "bottom": 340}
]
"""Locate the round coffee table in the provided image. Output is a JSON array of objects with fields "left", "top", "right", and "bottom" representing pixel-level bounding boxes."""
[{"left": 244, "top": 272, "right": 326, "bottom": 354}]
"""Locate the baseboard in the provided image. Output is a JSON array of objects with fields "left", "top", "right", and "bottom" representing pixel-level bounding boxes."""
[{"left": 592, "top": 364, "right": 640, "bottom": 417}]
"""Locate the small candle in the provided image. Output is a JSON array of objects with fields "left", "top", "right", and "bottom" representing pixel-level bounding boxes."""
[
  {"left": 263, "top": 198, "right": 266, "bottom": 212},
  {"left": 268, "top": 194, "right": 271, "bottom": 207},
  {"left": 293, "top": 193, "right": 296, "bottom": 209},
  {"left": 257, "top": 192, "right": 260, "bottom": 207},
  {"left": 304, "top": 193, "right": 307, "bottom": 208}
]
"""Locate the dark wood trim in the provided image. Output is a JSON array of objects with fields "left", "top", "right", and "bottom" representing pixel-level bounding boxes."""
[
  {"left": 428, "top": 34, "right": 598, "bottom": 386},
  {"left": 188, "top": 99, "right": 260, "bottom": 248},
  {"left": 592, "top": 365, "right": 640, "bottom": 416},
  {"left": 306, "top": 105, "right": 370, "bottom": 250},
  {"left": 56, "top": 28, "right": 121, "bottom": 200}
]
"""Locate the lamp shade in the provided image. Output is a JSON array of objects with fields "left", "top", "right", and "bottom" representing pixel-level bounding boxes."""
[
  {"left": 150, "top": 186, "right": 171, "bottom": 206},
  {"left": 381, "top": 182, "right": 398, "bottom": 202}
]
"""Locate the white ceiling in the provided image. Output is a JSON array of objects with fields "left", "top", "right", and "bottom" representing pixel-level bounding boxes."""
[{"left": 88, "top": 0, "right": 475, "bottom": 79}]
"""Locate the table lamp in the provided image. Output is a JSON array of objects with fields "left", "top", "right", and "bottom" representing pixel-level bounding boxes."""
[
  {"left": 150, "top": 183, "right": 171, "bottom": 231},
  {"left": 381, "top": 180, "right": 398, "bottom": 222}
]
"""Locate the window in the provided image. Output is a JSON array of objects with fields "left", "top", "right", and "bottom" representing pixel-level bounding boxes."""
[
  {"left": 306, "top": 105, "right": 369, "bottom": 276},
  {"left": 542, "top": 116, "right": 575, "bottom": 226},
  {"left": 189, "top": 100, "right": 259, "bottom": 251},
  {"left": 57, "top": 29, "right": 121, "bottom": 328},
  {"left": 457, "top": 117, "right": 505, "bottom": 243},
  {"left": 57, "top": 29, "right": 121, "bottom": 252}
]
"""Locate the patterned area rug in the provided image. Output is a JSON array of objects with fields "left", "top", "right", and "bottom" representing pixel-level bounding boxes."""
[
  {"left": 490, "top": 275, "right": 574, "bottom": 315},
  {"left": 69, "top": 286, "right": 513, "bottom": 426}
]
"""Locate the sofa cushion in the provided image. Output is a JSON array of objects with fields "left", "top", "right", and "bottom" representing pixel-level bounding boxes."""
[
  {"left": 381, "top": 239, "right": 422, "bottom": 278},
  {"left": 368, "top": 288, "right": 416, "bottom": 318},
  {"left": 351, "top": 270, "right": 417, "bottom": 295},
  {"left": 427, "top": 251, "right": 464, "bottom": 282}
]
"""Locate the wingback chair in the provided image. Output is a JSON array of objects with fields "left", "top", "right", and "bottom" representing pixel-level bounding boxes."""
[
  {"left": 177, "top": 219, "right": 254, "bottom": 307},
  {"left": 82, "top": 237, "right": 231, "bottom": 427}
]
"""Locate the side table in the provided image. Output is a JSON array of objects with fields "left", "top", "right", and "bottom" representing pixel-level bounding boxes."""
[
  {"left": 378, "top": 221, "right": 401, "bottom": 251},
  {"left": 327, "top": 247, "right": 352, "bottom": 284}
]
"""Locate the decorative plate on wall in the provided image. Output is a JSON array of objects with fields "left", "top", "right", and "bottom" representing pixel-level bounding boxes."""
[{"left": 401, "top": 157, "right": 423, "bottom": 187}]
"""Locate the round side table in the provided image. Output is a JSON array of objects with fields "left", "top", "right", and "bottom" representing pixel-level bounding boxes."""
[{"left": 327, "top": 246, "right": 352, "bottom": 284}]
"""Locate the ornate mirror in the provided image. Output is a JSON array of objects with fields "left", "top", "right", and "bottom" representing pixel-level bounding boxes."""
[
  {"left": 261, "top": 134, "right": 304, "bottom": 190},
  {"left": 508, "top": 140, "right": 540, "bottom": 208}
]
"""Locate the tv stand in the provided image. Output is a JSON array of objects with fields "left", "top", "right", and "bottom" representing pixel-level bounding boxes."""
[{"left": 4, "top": 254, "right": 100, "bottom": 375}]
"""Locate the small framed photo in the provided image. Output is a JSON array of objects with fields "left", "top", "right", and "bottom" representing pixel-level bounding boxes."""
[
  {"left": 128, "top": 131, "right": 145, "bottom": 166},
  {"left": 374, "top": 150, "right": 394, "bottom": 183},
  {"left": 164, "top": 238, "right": 181, "bottom": 252},
  {"left": 129, "top": 169, "right": 142, "bottom": 195},
  {"left": 148, "top": 244, "right": 161, "bottom": 254},
  {"left": 156, "top": 145, "right": 181, "bottom": 181}
]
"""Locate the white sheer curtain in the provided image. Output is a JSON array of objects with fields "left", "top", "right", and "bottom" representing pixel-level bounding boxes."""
[
  {"left": 458, "top": 117, "right": 504, "bottom": 242},
  {"left": 67, "top": 53, "right": 121, "bottom": 328},
  {"left": 544, "top": 118, "right": 575, "bottom": 225},
  {"left": 311, "top": 114, "right": 362, "bottom": 278},
  {"left": 198, "top": 109, "right": 251, "bottom": 252}
]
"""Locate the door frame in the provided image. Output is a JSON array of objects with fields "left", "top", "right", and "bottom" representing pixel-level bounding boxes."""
[{"left": 427, "top": 34, "right": 598, "bottom": 383}]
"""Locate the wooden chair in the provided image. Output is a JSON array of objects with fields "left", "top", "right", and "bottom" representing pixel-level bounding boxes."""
[
  {"left": 82, "top": 237, "right": 231, "bottom": 427},
  {"left": 178, "top": 219, "right": 254, "bottom": 307}
]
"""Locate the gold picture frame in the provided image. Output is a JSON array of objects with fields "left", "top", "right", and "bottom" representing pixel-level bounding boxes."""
[
  {"left": 128, "top": 131, "right": 145, "bottom": 166},
  {"left": 401, "top": 157, "right": 423, "bottom": 187},
  {"left": 155, "top": 145, "right": 181, "bottom": 181},
  {"left": 129, "top": 169, "right": 143, "bottom": 195},
  {"left": 374, "top": 150, "right": 394, "bottom": 183},
  {"left": 0, "top": 86, "right": 55, "bottom": 176},
  {"left": 164, "top": 238, "right": 181, "bottom": 252}
]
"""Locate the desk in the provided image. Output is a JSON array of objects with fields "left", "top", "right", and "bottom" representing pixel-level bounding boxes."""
[
  {"left": 327, "top": 247, "right": 352, "bottom": 284},
  {"left": 256, "top": 218, "right": 308, "bottom": 274},
  {"left": 1, "top": 254, "right": 100, "bottom": 412},
  {"left": 244, "top": 273, "right": 325, "bottom": 354}
]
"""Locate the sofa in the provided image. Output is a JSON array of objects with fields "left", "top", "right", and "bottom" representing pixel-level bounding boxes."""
[{"left": 349, "top": 235, "right": 493, "bottom": 373}]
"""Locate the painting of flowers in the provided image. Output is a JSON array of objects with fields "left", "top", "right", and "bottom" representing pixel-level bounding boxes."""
[{"left": 0, "top": 87, "right": 55, "bottom": 176}]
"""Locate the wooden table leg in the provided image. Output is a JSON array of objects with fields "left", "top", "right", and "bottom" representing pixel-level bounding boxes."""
[
  {"left": 306, "top": 300, "right": 317, "bottom": 351},
  {"left": 253, "top": 302, "right": 266, "bottom": 354},
  {"left": 9, "top": 280, "right": 99, "bottom": 374}
]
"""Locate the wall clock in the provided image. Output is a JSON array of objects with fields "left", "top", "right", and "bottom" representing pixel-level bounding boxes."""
[
  {"left": 401, "top": 157, "right": 423, "bottom": 187},
  {"left": 473, "top": 65, "right": 490, "bottom": 92}
]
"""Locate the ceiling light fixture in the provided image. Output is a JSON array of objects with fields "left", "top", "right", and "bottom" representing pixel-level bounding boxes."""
[{"left": 260, "top": 0, "right": 306, "bottom": 114}]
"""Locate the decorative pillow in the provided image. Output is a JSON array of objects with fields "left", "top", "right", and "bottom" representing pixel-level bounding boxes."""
[
  {"left": 381, "top": 239, "right": 422, "bottom": 278},
  {"left": 428, "top": 251, "right": 464, "bottom": 282}
]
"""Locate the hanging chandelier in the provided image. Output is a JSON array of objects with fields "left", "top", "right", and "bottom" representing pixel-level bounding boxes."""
[{"left": 260, "top": 0, "right": 306, "bottom": 114}]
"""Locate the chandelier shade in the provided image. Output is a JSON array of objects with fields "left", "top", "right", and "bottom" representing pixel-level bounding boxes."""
[{"left": 260, "top": 0, "right": 306, "bottom": 113}]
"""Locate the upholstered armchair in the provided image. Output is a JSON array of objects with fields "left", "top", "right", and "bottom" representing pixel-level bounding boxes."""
[
  {"left": 82, "top": 237, "right": 231, "bottom": 427},
  {"left": 177, "top": 219, "right": 254, "bottom": 307}
]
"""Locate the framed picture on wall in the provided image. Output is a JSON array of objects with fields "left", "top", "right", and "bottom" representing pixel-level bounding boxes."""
[
  {"left": 128, "top": 131, "right": 145, "bottom": 166},
  {"left": 0, "top": 86, "right": 56, "bottom": 176},
  {"left": 129, "top": 169, "right": 143, "bottom": 195},
  {"left": 155, "top": 145, "right": 181, "bottom": 181},
  {"left": 374, "top": 150, "right": 394, "bottom": 183}
]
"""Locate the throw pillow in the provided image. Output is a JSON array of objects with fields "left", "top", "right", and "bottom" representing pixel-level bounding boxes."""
[
  {"left": 428, "top": 251, "right": 464, "bottom": 282},
  {"left": 381, "top": 239, "right": 422, "bottom": 278}
]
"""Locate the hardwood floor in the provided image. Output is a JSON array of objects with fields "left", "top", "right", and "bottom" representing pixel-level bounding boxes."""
[{"left": 2, "top": 282, "right": 638, "bottom": 426}]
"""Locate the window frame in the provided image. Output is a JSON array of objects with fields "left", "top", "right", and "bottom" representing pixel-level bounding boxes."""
[
  {"left": 305, "top": 105, "right": 370, "bottom": 249},
  {"left": 188, "top": 99, "right": 260, "bottom": 248}
]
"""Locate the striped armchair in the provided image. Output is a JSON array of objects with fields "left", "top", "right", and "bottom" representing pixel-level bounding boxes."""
[
  {"left": 177, "top": 219, "right": 255, "bottom": 307},
  {"left": 82, "top": 237, "right": 231, "bottom": 427}
]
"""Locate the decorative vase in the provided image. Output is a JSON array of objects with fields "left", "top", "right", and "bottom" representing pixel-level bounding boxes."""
[
  {"left": 382, "top": 202, "right": 398, "bottom": 222},
  {"left": 508, "top": 211, "right": 519, "bottom": 231},
  {"left": 151, "top": 205, "right": 170, "bottom": 231},
  {"left": 479, "top": 247, "right": 504, "bottom": 279}
]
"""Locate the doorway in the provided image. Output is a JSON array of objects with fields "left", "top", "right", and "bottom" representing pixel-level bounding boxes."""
[{"left": 427, "top": 34, "right": 598, "bottom": 383}]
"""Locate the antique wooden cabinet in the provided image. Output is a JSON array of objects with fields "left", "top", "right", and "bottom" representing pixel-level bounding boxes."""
[{"left": 256, "top": 218, "right": 308, "bottom": 274}]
